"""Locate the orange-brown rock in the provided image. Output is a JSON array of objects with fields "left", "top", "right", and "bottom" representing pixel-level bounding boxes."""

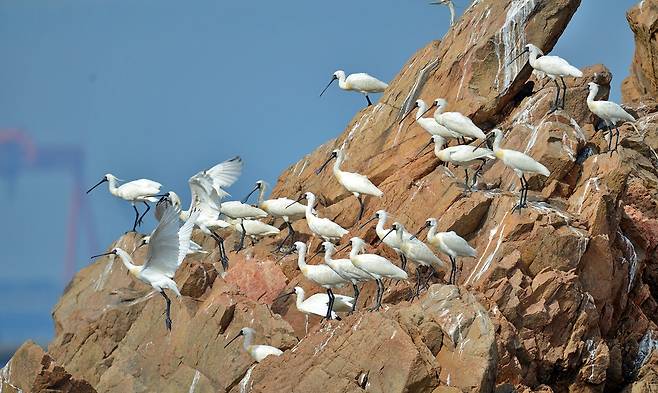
[{"left": 5, "top": 1, "right": 658, "bottom": 392}]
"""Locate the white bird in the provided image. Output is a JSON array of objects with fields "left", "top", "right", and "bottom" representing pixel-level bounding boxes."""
[
  {"left": 587, "top": 82, "right": 636, "bottom": 154},
  {"left": 228, "top": 218, "right": 280, "bottom": 251},
  {"left": 320, "top": 69, "right": 388, "bottom": 107},
  {"left": 420, "top": 98, "right": 487, "bottom": 141},
  {"left": 224, "top": 327, "right": 283, "bottom": 363},
  {"left": 277, "top": 286, "right": 353, "bottom": 323},
  {"left": 384, "top": 222, "right": 446, "bottom": 296},
  {"left": 510, "top": 43, "right": 583, "bottom": 111},
  {"left": 188, "top": 156, "right": 243, "bottom": 200},
  {"left": 360, "top": 210, "right": 411, "bottom": 270},
  {"left": 346, "top": 237, "right": 407, "bottom": 310},
  {"left": 289, "top": 192, "right": 349, "bottom": 245},
  {"left": 321, "top": 241, "right": 372, "bottom": 312},
  {"left": 487, "top": 128, "right": 551, "bottom": 211},
  {"left": 291, "top": 241, "right": 348, "bottom": 320},
  {"left": 316, "top": 147, "right": 383, "bottom": 221},
  {"left": 430, "top": 0, "right": 456, "bottom": 26},
  {"left": 417, "top": 135, "right": 495, "bottom": 189},
  {"left": 90, "top": 205, "right": 199, "bottom": 330},
  {"left": 167, "top": 190, "right": 232, "bottom": 270},
  {"left": 415, "top": 218, "right": 476, "bottom": 285},
  {"left": 400, "top": 99, "right": 462, "bottom": 142},
  {"left": 137, "top": 235, "right": 206, "bottom": 256},
  {"left": 243, "top": 180, "right": 307, "bottom": 250},
  {"left": 86, "top": 174, "right": 164, "bottom": 232}
]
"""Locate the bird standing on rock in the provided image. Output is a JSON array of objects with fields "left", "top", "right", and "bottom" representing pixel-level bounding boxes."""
[
  {"left": 586, "top": 82, "right": 636, "bottom": 155},
  {"left": 316, "top": 147, "right": 383, "bottom": 222},
  {"left": 320, "top": 69, "right": 388, "bottom": 107},
  {"left": 91, "top": 205, "right": 199, "bottom": 331}
]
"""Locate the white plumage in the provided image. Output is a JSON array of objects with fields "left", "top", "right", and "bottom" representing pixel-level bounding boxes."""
[
  {"left": 225, "top": 327, "right": 283, "bottom": 363},
  {"left": 293, "top": 241, "right": 348, "bottom": 320},
  {"left": 322, "top": 241, "right": 372, "bottom": 312},
  {"left": 425, "top": 98, "right": 487, "bottom": 141},
  {"left": 287, "top": 286, "right": 353, "bottom": 320},
  {"left": 188, "top": 156, "right": 243, "bottom": 200},
  {"left": 243, "top": 180, "right": 308, "bottom": 250},
  {"left": 316, "top": 148, "right": 383, "bottom": 221},
  {"left": 512, "top": 44, "right": 582, "bottom": 111},
  {"left": 419, "top": 218, "right": 476, "bottom": 285},
  {"left": 347, "top": 237, "right": 407, "bottom": 310},
  {"left": 587, "top": 82, "right": 635, "bottom": 154},
  {"left": 86, "top": 173, "right": 163, "bottom": 232},
  {"left": 430, "top": 135, "right": 495, "bottom": 189},
  {"left": 91, "top": 205, "right": 199, "bottom": 331},
  {"left": 490, "top": 128, "right": 550, "bottom": 211},
  {"left": 361, "top": 210, "right": 412, "bottom": 270},
  {"left": 229, "top": 218, "right": 280, "bottom": 251},
  {"left": 320, "top": 69, "right": 388, "bottom": 106},
  {"left": 401, "top": 99, "right": 462, "bottom": 141},
  {"left": 295, "top": 192, "right": 349, "bottom": 243}
]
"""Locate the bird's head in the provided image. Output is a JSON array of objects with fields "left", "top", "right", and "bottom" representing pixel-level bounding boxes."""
[
  {"left": 315, "top": 150, "right": 340, "bottom": 175},
  {"left": 90, "top": 248, "right": 118, "bottom": 260},
  {"left": 588, "top": 82, "right": 599, "bottom": 92},
  {"left": 294, "top": 241, "right": 307, "bottom": 253},
  {"left": 86, "top": 174, "right": 111, "bottom": 194},
  {"left": 320, "top": 70, "right": 344, "bottom": 97},
  {"left": 225, "top": 327, "right": 254, "bottom": 348},
  {"left": 167, "top": 191, "right": 182, "bottom": 209}
]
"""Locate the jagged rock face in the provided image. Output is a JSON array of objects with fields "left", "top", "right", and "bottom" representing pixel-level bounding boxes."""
[
  {"left": 623, "top": 0, "right": 658, "bottom": 104},
  {"left": 4, "top": 1, "right": 658, "bottom": 393}
]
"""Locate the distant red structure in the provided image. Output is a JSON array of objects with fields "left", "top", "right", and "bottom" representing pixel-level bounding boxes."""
[{"left": 0, "top": 130, "right": 98, "bottom": 281}]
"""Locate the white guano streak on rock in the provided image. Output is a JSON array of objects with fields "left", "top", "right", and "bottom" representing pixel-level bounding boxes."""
[
  {"left": 239, "top": 365, "right": 256, "bottom": 393},
  {"left": 619, "top": 230, "right": 638, "bottom": 293},
  {"left": 188, "top": 370, "right": 201, "bottom": 393},
  {"left": 467, "top": 211, "right": 510, "bottom": 284},
  {"left": 495, "top": 0, "right": 537, "bottom": 92}
]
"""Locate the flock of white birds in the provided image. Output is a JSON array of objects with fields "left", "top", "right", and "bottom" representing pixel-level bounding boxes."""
[{"left": 86, "top": 3, "right": 637, "bottom": 363}]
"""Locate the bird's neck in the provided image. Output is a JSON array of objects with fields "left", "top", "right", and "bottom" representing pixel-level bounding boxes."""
[
  {"left": 416, "top": 102, "right": 428, "bottom": 120},
  {"left": 258, "top": 185, "right": 267, "bottom": 206},
  {"left": 106, "top": 177, "right": 119, "bottom": 194},
  {"left": 587, "top": 86, "right": 598, "bottom": 104},
  {"left": 337, "top": 74, "right": 348, "bottom": 89},
  {"left": 332, "top": 154, "right": 344, "bottom": 175},
  {"left": 297, "top": 248, "right": 308, "bottom": 269},
  {"left": 447, "top": 2, "right": 456, "bottom": 26},
  {"left": 528, "top": 50, "right": 540, "bottom": 68},
  {"left": 435, "top": 105, "right": 446, "bottom": 118},
  {"left": 396, "top": 228, "right": 404, "bottom": 242},
  {"left": 427, "top": 225, "right": 437, "bottom": 239},
  {"left": 433, "top": 137, "right": 446, "bottom": 153},
  {"left": 304, "top": 197, "right": 315, "bottom": 218},
  {"left": 242, "top": 332, "right": 253, "bottom": 351},
  {"left": 295, "top": 290, "right": 305, "bottom": 308},
  {"left": 349, "top": 244, "right": 361, "bottom": 258},
  {"left": 376, "top": 215, "right": 387, "bottom": 233},
  {"left": 492, "top": 133, "right": 503, "bottom": 152},
  {"left": 115, "top": 248, "right": 141, "bottom": 277}
]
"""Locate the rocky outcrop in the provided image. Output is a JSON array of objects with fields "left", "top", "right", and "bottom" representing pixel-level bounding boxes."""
[
  {"left": 4, "top": 1, "right": 658, "bottom": 392},
  {"left": 623, "top": 0, "right": 658, "bottom": 104}
]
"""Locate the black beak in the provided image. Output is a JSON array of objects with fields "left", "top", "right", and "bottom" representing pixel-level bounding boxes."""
[
  {"left": 336, "top": 243, "right": 350, "bottom": 254},
  {"left": 507, "top": 48, "right": 529, "bottom": 66},
  {"left": 242, "top": 185, "right": 260, "bottom": 204},
  {"left": 90, "top": 250, "right": 116, "bottom": 259},
  {"left": 86, "top": 178, "right": 108, "bottom": 194},
  {"left": 417, "top": 101, "right": 437, "bottom": 119},
  {"left": 399, "top": 102, "right": 419, "bottom": 125},
  {"left": 224, "top": 331, "right": 244, "bottom": 348},
  {"left": 320, "top": 75, "right": 338, "bottom": 97},
  {"left": 375, "top": 227, "right": 396, "bottom": 245},
  {"left": 276, "top": 247, "right": 297, "bottom": 262},
  {"left": 359, "top": 216, "right": 377, "bottom": 230},
  {"left": 308, "top": 247, "right": 324, "bottom": 261},
  {"left": 274, "top": 291, "right": 295, "bottom": 302},
  {"left": 315, "top": 154, "right": 336, "bottom": 175},
  {"left": 413, "top": 222, "right": 430, "bottom": 240},
  {"left": 415, "top": 138, "right": 434, "bottom": 159},
  {"left": 286, "top": 195, "right": 305, "bottom": 208}
]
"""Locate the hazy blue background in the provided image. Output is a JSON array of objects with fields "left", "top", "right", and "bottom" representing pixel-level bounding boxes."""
[{"left": 0, "top": 0, "right": 637, "bottom": 360}]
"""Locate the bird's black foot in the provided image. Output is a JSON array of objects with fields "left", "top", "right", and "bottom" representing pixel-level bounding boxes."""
[{"left": 165, "top": 315, "right": 172, "bottom": 331}]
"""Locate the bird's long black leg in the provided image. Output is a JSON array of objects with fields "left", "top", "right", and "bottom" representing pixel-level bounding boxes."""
[
  {"left": 549, "top": 79, "right": 560, "bottom": 113},
  {"left": 611, "top": 126, "right": 620, "bottom": 155},
  {"left": 450, "top": 257, "right": 457, "bottom": 285},
  {"left": 234, "top": 221, "right": 247, "bottom": 252},
  {"left": 464, "top": 168, "right": 471, "bottom": 191},
  {"left": 560, "top": 77, "right": 567, "bottom": 108},
  {"left": 161, "top": 291, "right": 172, "bottom": 331},
  {"left": 287, "top": 221, "right": 296, "bottom": 245},
  {"left": 211, "top": 230, "right": 229, "bottom": 271},
  {"left": 357, "top": 196, "right": 365, "bottom": 221},
  {"left": 414, "top": 266, "right": 422, "bottom": 298},
  {"left": 400, "top": 253, "right": 407, "bottom": 271},
  {"left": 376, "top": 279, "right": 384, "bottom": 311},
  {"left": 351, "top": 283, "right": 360, "bottom": 313},
  {"left": 137, "top": 201, "right": 150, "bottom": 227},
  {"left": 325, "top": 289, "right": 335, "bottom": 320},
  {"left": 365, "top": 95, "right": 373, "bottom": 106},
  {"left": 522, "top": 175, "right": 529, "bottom": 208},
  {"left": 422, "top": 266, "right": 435, "bottom": 289},
  {"left": 131, "top": 204, "right": 140, "bottom": 232}
]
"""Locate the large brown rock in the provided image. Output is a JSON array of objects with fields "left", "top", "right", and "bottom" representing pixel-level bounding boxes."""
[{"left": 622, "top": 0, "right": 658, "bottom": 103}]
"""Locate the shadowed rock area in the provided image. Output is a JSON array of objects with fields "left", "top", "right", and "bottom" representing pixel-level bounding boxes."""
[{"left": 3, "top": 1, "right": 658, "bottom": 392}]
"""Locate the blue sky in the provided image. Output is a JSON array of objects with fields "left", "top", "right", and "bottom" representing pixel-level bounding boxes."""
[{"left": 0, "top": 0, "right": 638, "bottom": 348}]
